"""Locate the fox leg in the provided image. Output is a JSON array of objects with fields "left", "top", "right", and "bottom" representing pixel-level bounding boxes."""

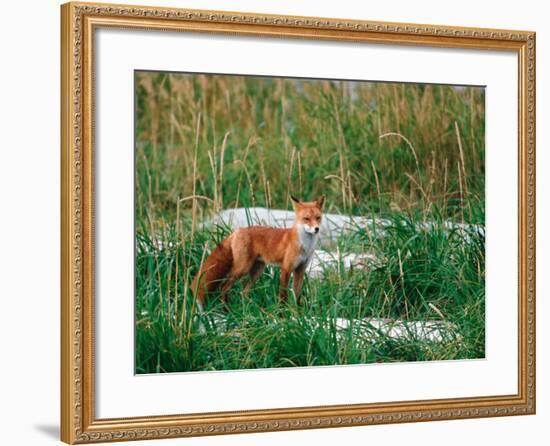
[
  {"left": 220, "top": 256, "right": 256, "bottom": 304},
  {"left": 292, "top": 264, "right": 307, "bottom": 304},
  {"left": 219, "top": 275, "right": 238, "bottom": 305},
  {"left": 279, "top": 268, "right": 292, "bottom": 303},
  {"left": 243, "top": 261, "right": 266, "bottom": 296}
]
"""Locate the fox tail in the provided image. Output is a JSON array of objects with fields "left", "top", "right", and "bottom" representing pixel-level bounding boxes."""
[{"left": 191, "top": 237, "right": 233, "bottom": 311}]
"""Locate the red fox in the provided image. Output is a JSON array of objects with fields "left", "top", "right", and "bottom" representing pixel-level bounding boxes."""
[{"left": 192, "top": 195, "right": 325, "bottom": 311}]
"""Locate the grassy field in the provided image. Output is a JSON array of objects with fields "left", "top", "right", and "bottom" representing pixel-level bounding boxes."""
[{"left": 135, "top": 72, "right": 485, "bottom": 373}]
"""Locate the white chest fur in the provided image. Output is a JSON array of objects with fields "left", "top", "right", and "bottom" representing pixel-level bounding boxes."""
[{"left": 294, "top": 225, "right": 319, "bottom": 269}]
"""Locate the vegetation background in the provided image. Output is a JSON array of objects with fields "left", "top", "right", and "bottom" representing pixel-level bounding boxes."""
[{"left": 135, "top": 71, "right": 485, "bottom": 373}]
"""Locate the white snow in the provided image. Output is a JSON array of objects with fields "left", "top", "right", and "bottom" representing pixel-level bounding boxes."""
[
  {"left": 200, "top": 314, "right": 460, "bottom": 343},
  {"left": 206, "top": 207, "right": 484, "bottom": 242},
  {"left": 307, "top": 250, "right": 379, "bottom": 278}
]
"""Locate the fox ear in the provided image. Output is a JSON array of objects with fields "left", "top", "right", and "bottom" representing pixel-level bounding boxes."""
[
  {"left": 290, "top": 195, "right": 301, "bottom": 207},
  {"left": 316, "top": 195, "right": 325, "bottom": 209}
]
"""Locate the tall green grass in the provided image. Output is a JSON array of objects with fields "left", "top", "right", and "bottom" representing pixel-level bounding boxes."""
[{"left": 135, "top": 72, "right": 485, "bottom": 373}]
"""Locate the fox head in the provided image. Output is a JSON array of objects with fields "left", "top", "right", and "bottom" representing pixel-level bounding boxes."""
[{"left": 290, "top": 195, "right": 325, "bottom": 235}]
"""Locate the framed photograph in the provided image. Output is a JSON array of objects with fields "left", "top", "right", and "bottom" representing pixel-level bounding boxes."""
[{"left": 60, "top": 2, "right": 536, "bottom": 443}]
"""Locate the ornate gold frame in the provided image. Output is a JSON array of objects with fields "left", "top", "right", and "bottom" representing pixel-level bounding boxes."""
[{"left": 60, "top": 2, "right": 536, "bottom": 443}]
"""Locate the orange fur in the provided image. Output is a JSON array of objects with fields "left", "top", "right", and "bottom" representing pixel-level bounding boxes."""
[{"left": 191, "top": 196, "right": 325, "bottom": 309}]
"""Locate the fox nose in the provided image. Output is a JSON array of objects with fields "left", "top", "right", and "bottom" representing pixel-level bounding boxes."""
[{"left": 314, "top": 227, "right": 319, "bottom": 233}]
